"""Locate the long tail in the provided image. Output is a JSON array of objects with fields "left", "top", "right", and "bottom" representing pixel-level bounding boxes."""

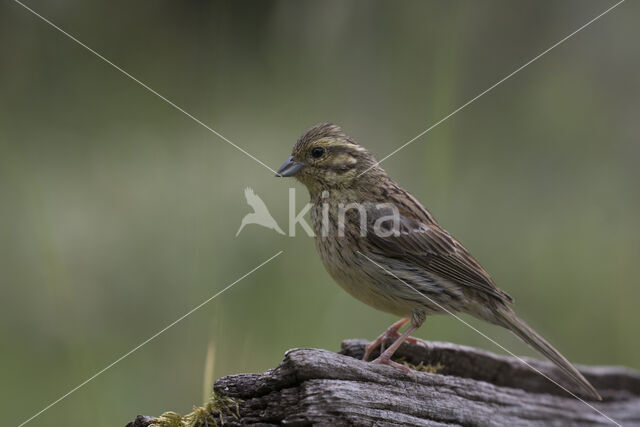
[{"left": 494, "top": 307, "right": 601, "bottom": 400}]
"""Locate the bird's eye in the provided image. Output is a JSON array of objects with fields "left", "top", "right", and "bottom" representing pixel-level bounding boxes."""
[{"left": 311, "top": 147, "right": 325, "bottom": 158}]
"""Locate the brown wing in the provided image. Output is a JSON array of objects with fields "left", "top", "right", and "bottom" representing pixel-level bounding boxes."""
[{"left": 366, "top": 208, "right": 513, "bottom": 304}]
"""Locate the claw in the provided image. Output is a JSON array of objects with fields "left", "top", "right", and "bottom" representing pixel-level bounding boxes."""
[
  {"left": 404, "top": 336, "right": 428, "bottom": 348},
  {"left": 371, "top": 355, "right": 417, "bottom": 380}
]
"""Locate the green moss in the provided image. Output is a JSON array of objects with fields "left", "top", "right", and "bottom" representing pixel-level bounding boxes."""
[
  {"left": 148, "top": 392, "right": 241, "bottom": 427},
  {"left": 395, "top": 357, "right": 444, "bottom": 374}
]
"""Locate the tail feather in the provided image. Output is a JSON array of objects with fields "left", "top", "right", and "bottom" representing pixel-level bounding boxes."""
[{"left": 495, "top": 308, "right": 601, "bottom": 401}]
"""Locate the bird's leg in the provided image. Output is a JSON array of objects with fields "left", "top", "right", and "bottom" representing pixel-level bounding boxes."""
[
  {"left": 371, "top": 322, "right": 421, "bottom": 377},
  {"left": 363, "top": 318, "right": 409, "bottom": 361},
  {"left": 363, "top": 318, "right": 428, "bottom": 361}
]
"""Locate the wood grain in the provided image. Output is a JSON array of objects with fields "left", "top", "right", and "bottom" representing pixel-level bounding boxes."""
[{"left": 127, "top": 339, "right": 640, "bottom": 426}]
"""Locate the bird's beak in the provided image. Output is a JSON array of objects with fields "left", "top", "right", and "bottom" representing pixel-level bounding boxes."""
[{"left": 275, "top": 156, "right": 304, "bottom": 177}]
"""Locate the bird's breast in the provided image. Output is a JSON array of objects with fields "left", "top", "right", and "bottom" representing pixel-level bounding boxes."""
[{"left": 309, "top": 202, "right": 414, "bottom": 317}]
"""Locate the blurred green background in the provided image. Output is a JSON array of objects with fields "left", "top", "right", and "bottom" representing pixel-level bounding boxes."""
[{"left": 1, "top": 1, "right": 639, "bottom": 425}]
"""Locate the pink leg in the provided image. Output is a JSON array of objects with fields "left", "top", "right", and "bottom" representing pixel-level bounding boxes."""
[
  {"left": 371, "top": 323, "right": 420, "bottom": 378},
  {"left": 363, "top": 318, "right": 427, "bottom": 362},
  {"left": 363, "top": 318, "right": 409, "bottom": 361}
]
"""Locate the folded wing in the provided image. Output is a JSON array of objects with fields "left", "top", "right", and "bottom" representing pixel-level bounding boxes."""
[{"left": 366, "top": 209, "right": 513, "bottom": 304}]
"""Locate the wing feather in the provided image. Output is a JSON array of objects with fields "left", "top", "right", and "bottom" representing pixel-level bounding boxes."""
[{"left": 366, "top": 209, "right": 513, "bottom": 304}]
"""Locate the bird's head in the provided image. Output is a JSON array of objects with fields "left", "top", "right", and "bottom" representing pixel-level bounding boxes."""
[{"left": 276, "top": 123, "right": 385, "bottom": 195}]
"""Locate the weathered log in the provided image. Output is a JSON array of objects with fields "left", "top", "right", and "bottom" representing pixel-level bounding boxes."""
[{"left": 127, "top": 339, "right": 640, "bottom": 426}]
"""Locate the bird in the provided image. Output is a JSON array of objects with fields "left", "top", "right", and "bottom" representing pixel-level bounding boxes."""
[
  {"left": 236, "top": 187, "right": 285, "bottom": 236},
  {"left": 275, "top": 122, "right": 601, "bottom": 400}
]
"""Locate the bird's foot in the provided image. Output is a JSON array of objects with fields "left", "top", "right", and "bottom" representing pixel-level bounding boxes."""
[
  {"left": 363, "top": 318, "right": 427, "bottom": 361},
  {"left": 404, "top": 335, "right": 428, "bottom": 348},
  {"left": 363, "top": 320, "right": 405, "bottom": 361},
  {"left": 371, "top": 355, "right": 417, "bottom": 380}
]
